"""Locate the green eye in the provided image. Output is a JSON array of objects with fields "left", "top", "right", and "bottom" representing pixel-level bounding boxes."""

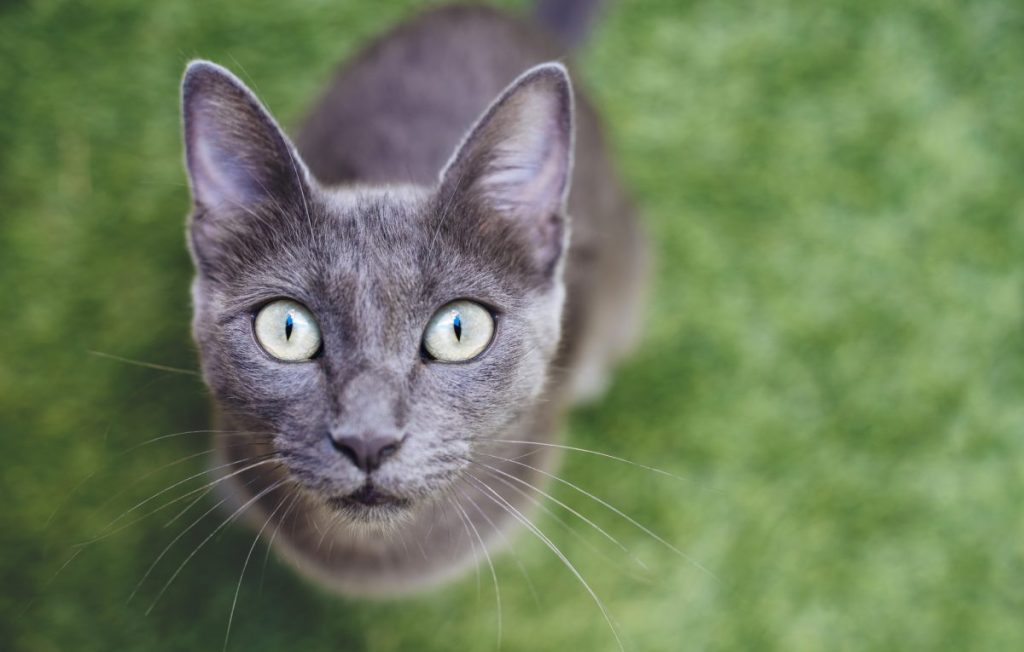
[
  {"left": 423, "top": 300, "right": 494, "bottom": 362},
  {"left": 254, "top": 299, "right": 321, "bottom": 361}
]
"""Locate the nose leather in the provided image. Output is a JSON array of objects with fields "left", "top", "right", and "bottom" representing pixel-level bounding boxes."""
[{"left": 330, "top": 432, "right": 403, "bottom": 472}]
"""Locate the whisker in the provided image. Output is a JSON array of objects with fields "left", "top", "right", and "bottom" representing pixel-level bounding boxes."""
[
  {"left": 454, "top": 498, "right": 502, "bottom": 649},
  {"left": 224, "top": 488, "right": 292, "bottom": 651},
  {"left": 128, "top": 495, "right": 232, "bottom": 604},
  {"left": 44, "top": 430, "right": 271, "bottom": 531},
  {"left": 279, "top": 123, "right": 316, "bottom": 247},
  {"left": 97, "top": 455, "right": 278, "bottom": 533},
  {"left": 316, "top": 509, "right": 343, "bottom": 553},
  {"left": 128, "top": 465, "right": 282, "bottom": 604},
  {"left": 428, "top": 165, "right": 468, "bottom": 255},
  {"left": 327, "top": 509, "right": 343, "bottom": 559},
  {"left": 20, "top": 545, "right": 84, "bottom": 618},
  {"left": 465, "top": 475, "right": 624, "bottom": 652},
  {"left": 122, "top": 429, "right": 275, "bottom": 455},
  {"left": 478, "top": 452, "right": 717, "bottom": 581},
  {"left": 459, "top": 487, "right": 541, "bottom": 609},
  {"left": 259, "top": 491, "right": 302, "bottom": 594},
  {"left": 414, "top": 534, "right": 430, "bottom": 562},
  {"left": 469, "top": 459, "right": 647, "bottom": 570},
  {"left": 43, "top": 469, "right": 103, "bottom": 530},
  {"left": 162, "top": 476, "right": 225, "bottom": 529},
  {"left": 451, "top": 496, "right": 483, "bottom": 599},
  {"left": 96, "top": 448, "right": 218, "bottom": 517},
  {"left": 469, "top": 464, "right": 651, "bottom": 579},
  {"left": 76, "top": 456, "right": 280, "bottom": 547},
  {"left": 43, "top": 458, "right": 280, "bottom": 600},
  {"left": 145, "top": 477, "right": 290, "bottom": 615},
  {"left": 478, "top": 439, "right": 701, "bottom": 485},
  {"left": 87, "top": 350, "right": 200, "bottom": 376},
  {"left": 396, "top": 527, "right": 413, "bottom": 561}
]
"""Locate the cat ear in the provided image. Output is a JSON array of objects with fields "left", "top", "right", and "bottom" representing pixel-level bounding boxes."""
[
  {"left": 439, "top": 62, "right": 574, "bottom": 276},
  {"left": 181, "top": 60, "right": 310, "bottom": 215}
]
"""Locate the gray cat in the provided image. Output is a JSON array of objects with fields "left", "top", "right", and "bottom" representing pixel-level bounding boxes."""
[{"left": 182, "top": 2, "right": 646, "bottom": 596}]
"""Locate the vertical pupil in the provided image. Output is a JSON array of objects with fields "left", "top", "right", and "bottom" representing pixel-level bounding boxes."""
[
  {"left": 285, "top": 313, "right": 294, "bottom": 340},
  {"left": 453, "top": 313, "right": 462, "bottom": 341}
]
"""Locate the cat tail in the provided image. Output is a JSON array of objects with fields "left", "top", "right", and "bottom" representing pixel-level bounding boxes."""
[{"left": 533, "top": 0, "right": 604, "bottom": 51}]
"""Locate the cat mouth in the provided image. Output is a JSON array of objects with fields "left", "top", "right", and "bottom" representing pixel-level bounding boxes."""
[{"left": 327, "top": 484, "right": 411, "bottom": 515}]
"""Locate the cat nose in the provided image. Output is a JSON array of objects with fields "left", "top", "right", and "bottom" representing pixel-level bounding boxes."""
[{"left": 329, "top": 432, "right": 404, "bottom": 473}]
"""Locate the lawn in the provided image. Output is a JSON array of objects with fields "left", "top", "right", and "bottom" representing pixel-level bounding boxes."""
[{"left": 2, "top": 0, "right": 1023, "bottom": 650}]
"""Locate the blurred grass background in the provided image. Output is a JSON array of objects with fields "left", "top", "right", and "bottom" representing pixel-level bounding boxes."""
[{"left": 2, "top": 0, "right": 1024, "bottom": 649}]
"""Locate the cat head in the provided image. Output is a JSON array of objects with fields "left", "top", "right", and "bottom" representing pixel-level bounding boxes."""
[{"left": 181, "top": 60, "right": 574, "bottom": 524}]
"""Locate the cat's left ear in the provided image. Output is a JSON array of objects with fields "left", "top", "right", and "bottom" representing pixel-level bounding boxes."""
[
  {"left": 439, "top": 62, "right": 574, "bottom": 277},
  {"left": 181, "top": 60, "right": 311, "bottom": 215}
]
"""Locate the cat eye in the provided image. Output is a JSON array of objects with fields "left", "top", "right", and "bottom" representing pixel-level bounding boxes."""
[
  {"left": 254, "top": 299, "right": 322, "bottom": 362},
  {"left": 422, "top": 300, "right": 494, "bottom": 363}
]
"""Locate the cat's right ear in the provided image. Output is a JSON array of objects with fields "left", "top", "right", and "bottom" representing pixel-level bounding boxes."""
[
  {"left": 438, "top": 63, "right": 574, "bottom": 280},
  {"left": 181, "top": 61, "right": 311, "bottom": 264}
]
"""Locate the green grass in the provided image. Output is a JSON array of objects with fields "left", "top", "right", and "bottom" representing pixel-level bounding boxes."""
[{"left": 3, "top": 0, "right": 1024, "bottom": 649}]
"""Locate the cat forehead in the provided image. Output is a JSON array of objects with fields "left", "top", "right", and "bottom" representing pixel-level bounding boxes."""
[
  {"left": 197, "top": 181, "right": 539, "bottom": 318},
  {"left": 317, "top": 185, "right": 476, "bottom": 284},
  {"left": 320, "top": 184, "right": 433, "bottom": 245},
  {"left": 322, "top": 184, "right": 428, "bottom": 217},
  {"left": 317, "top": 187, "right": 437, "bottom": 307},
  {"left": 231, "top": 184, "right": 519, "bottom": 302},
  {"left": 314, "top": 185, "right": 533, "bottom": 293}
]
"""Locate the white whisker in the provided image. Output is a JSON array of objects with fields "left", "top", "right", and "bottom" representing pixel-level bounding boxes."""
[
  {"left": 452, "top": 496, "right": 483, "bottom": 599},
  {"left": 465, "top": 475, "right": 624, "bottom": 652},
  {"left": 87, "top": 350, "right": 200, "bottom": 376},
  {"left": 259, "top": 491, "right": 302, "bottom": 594},
  {"left": 98, "top": 448, "right": 218, "bottom": 517},
  {"left": 460, "top": 487, "right": 541, "bottom": 609},
  {"left": 470, "top": 459, "right": 647, "bottom": 570},
  {"left": 124, "top": 430, "right": 275, "bottom": 454},
  {"left": 224, "top": 489, "right": 292, "bottom": 651},
  {"left": 129, "top": 468, "right": 277, "bottom": 604},
  {"left": 129, "top": 496, "right": 230, "bottom": 604},
  {"left": 145, "top": 478, "right": 290, "bottom": 615},
  {"left": 470, "top": 464, "right": 651, "bottom": 577},
  {"left": 478, "top": 438, "right": 700, "bottom": 485},
  {"left": 100, "top": 455, "right": 279, "bottom": 533},
  {"left": 478, "top": 452, "right": 717, "bottom": 581},
  {"left": 454, "top": 498, "right": 502, "bottom": 649},
  {"left": 77, "top": 456, "right": 280, "bottom": 547}
]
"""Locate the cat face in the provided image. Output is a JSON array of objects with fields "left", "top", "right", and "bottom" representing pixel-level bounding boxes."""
[{"left": 181, "top": 62, "right": 573, "bottom": 523}]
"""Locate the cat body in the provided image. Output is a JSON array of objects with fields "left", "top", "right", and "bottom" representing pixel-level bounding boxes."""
[{"left": 183, "top": 4, "right": 645, "bottom": 595}]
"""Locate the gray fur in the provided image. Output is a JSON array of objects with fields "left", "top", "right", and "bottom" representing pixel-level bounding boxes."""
[
  {"left": 182, "top": 5, "right": 646, "bottom": 595},
  {"left": 534, "top": 0, "right": 605, "bottom": 50}
]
